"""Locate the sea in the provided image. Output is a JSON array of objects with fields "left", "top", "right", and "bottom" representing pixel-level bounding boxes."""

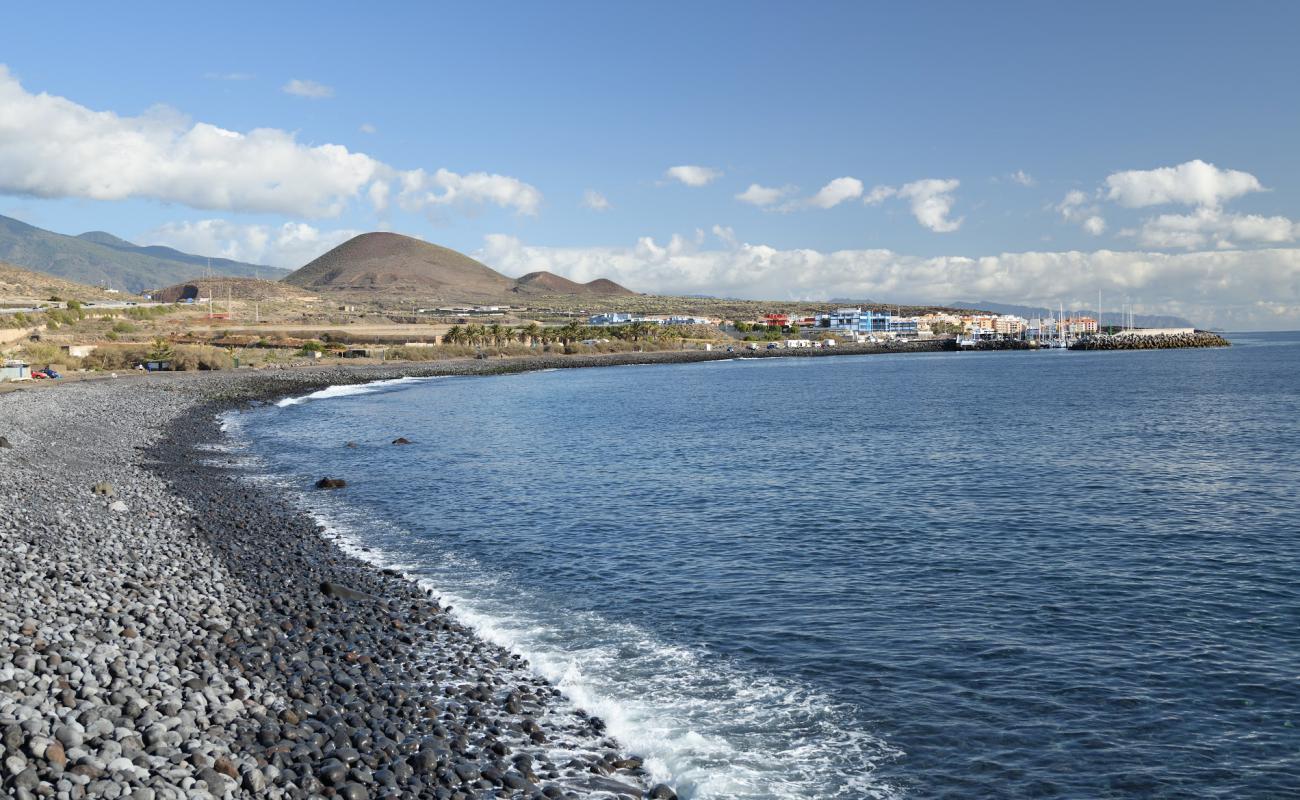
[{"left": 224, "top": 331, "right": 1300, "bottom": 799}]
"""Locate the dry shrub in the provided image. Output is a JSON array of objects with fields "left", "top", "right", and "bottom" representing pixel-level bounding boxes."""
[
  {"left": 170, "top": 346, "right": 234, "bottom": 371},
  {"left": 81, "top": 345, "right": 150, "bottom": 371}
]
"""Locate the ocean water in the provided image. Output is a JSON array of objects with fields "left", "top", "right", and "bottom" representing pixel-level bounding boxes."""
[{"left": 229, "top": 332, "right": 1300, "bottom": 799}]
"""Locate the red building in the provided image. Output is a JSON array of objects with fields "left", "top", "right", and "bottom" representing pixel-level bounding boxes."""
[{"left": 763, "top": 313, "right": 790, "bottom": 327}]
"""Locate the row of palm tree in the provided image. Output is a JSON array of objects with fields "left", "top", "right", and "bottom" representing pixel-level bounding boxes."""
[{"left": 440, "top": 321, "right": 688, "bottom": 348}]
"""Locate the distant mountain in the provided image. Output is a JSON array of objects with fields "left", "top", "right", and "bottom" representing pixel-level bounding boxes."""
[
  {"left": 284, "top": 232, "right": 635, "bottom": 302},
  {"left": 0, "top": 214, "right": 284, "bottom": 293},
  {"left": 951, "top": 300, "right": 1194, "bottom": 328}
]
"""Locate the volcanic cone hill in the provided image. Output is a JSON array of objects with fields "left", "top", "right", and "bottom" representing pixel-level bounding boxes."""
[
  {"left": 512, "top": 271, "right": 636, "bottom": 297},
  {"left": 282, "top": 232, "right": 635, "bottom": 302},
  {"left": 282, "top": 233, "right": 515, "bottom": 301}
]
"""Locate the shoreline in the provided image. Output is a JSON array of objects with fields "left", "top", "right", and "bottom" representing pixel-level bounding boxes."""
[
  {"left": 3, "top": 355, "right": 735, "bottom": 798},
  {"left": 5, "top": 344, "right": 938, "bottom": 799},
  {"left": 0, "top": 336, "right": 1247, "bottom": 798}
]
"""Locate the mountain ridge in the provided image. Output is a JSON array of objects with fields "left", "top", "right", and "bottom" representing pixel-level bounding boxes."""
[{"left": 0, "top": 213, "right": 284, "bottom": 293}]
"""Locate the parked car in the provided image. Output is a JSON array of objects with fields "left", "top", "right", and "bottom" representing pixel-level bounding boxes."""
[{"left": 766, "top": 343, "right": 779, "bottom": 350}]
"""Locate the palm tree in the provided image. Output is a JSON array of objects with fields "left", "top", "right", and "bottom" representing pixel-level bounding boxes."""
[
  {"left": 443, "top": 325, "right": 464, "bottom": 346},
  {"left": 487, "top": 323, "right": 505, "bottom": 347},
  {"left": 522, "top": 322, "right": 542, "bottom": 347}
]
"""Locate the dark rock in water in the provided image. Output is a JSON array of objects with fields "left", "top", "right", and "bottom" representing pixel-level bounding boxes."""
[
  {"left": 648, "top": 784, "right": 679, "bottom": 799},
  {"left": 345, "top": 441, "right": 358, "bottom": 448},
  {"left": 316, "top": 477, "right": 347, "bottom": 489},
  {"left": 0, "top": 435, "right": 12, "bottom": 448},
  {"left": 321, "top": 581, "right": 379, "bottom": 603},
  {"left": 391, "top": 437, "right": 412, "bottom": 445}
]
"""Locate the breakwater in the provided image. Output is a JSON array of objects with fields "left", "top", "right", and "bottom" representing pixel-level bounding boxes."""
[{"left": 1069, "top": 330, "right": 1230, "bottom": 350}]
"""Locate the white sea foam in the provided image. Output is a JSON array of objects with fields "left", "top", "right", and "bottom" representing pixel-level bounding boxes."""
[
  {"left": 219, "top": 412, "right": 902, "bottom": 800},
  {"left": 274, "top": 376, "right": 439, "bottom": 407},
  {"left": 291, "top": 499, "right": 902, "bottom": 800}
]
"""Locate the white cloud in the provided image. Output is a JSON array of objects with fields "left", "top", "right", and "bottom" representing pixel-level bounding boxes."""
[
  {"left": 581, "top": 189, "right": 610, "bottom": 211},
  {"left": 478, "top": 232, "right": 1300, "bottom": 329},
  {"left": 0, "top": 66, "right": 540, "bottom": 217},
  {"left": 1010, "top": 170, "right": 1036, "bottom": 187},
  {"left": 1056, "top": 189, "right": 1106, "bottom": 235},
  {"left": 806, "top": 177, "right": 864, "bottom": 209},
  {"left": 142, "top": 220, "right": 361, "bottom": 268},
  {"left": 665, "top": 165, "right": 722, "bottom": 187},
  {"left": 359, "top": 122, "right": 377, "bottom": 134},
  {"left": 896, "top": 179, "right": 963, "bottom": 232},
  {"left": 367, "top": 180, "right": 390, "bottom": 213},
  {"left": 396, "top": 168, "right": 542, "bottom": 216},
  {"left": 1135, "top": 207, "right": 1299, "bottom": 249},
  {"left": 858, "top": 179, "right": 962, "bottom": 231},
  {"left": 282, "top": 79, "right": 334, "bottom": 99},
  {"left": 1104, "top": 159, "right": 1263, "bottom": 208},
  {"left": 735, "top": 183, "right": 790, "bottom": 207},
  {"left": 863, "top": 185, "right": 896, "bottom": 205}
]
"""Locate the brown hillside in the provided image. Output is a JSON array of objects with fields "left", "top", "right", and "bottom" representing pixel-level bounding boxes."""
[
  {"left": 582, "top": 278, "right": 636, "bottom": 296},
  {"left": 512, "top": 271, "right": 586, "bottom": 295},
  {"left": 282, "top": 233, "right": 515, "bottom": 301},
  {"left": 511, "top": 271, "right": 637, "bottom": 297},
  {"left": 0, "top": 261, "right": 126, "bottom": 303},
  {"left": 151, "top": 277, "right": 315, "bottom": 304}
]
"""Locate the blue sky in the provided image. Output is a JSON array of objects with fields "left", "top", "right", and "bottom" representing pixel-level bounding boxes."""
[{"left": 1, "top": 1, "right": 1298, "bottom": 327}]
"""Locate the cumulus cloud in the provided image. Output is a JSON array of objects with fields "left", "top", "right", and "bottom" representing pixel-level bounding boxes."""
[
  {"left": 0, "top": 66, "right": 540, "bottom": 217},
  {"left": 1056, "top": 189, "right": 1107, "bottom": 235},
  {"left": 1135, "top": 207, "right": 1299, "bottom": 249},
  {"left": 664, "top": 165, "right": 722, "bottom": 187},
  {"left": 395, "top": 168, "right": 542, "bottom": 216},
  {"left": 581, "top": 189, "right": 610, "bottom": 211},
  {"left": 1009, "top": 170, "right": 1036, "bottom": 187},
  {"left": 863, "top": 185, "right": 897, "bottom": 205},
  {"left": 478, "top": 233, "right": 1300, "bottom": 329},
  {"left": 282, "top": 78, "right": 334, "bottom": 99},
  {"left": 1104, "top": 159, "right": 1263, "bottom": 208},
  {"left": 805, "top": 177, "right": 864, "bottom": 209},
  {"left": 735, "top": 183, "right": 790, "bottom": 207},
  {"left": 142, "top": 220, "right": 361, "bottom": 268},
  {"left": 858, "top": 179, "right": 962, "bottom": 231},
  {"left": 896, "top": 179, "right": 963, "bottom": 232}
]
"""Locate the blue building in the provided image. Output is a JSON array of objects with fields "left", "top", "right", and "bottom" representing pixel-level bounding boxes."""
[
  {"left": 588, "top": 312, "right": 633, "bottom": 326},
  {"left": 887, "top": 318, "right": 918, "bottom": 337},
  {"left": 818, "top": 308, "right": 894, "bottom": 335}
]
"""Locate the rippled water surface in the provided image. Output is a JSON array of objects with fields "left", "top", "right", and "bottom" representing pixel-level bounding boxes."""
[{"left": 234, "top": 333, "right": 1300, "bottom": 799}]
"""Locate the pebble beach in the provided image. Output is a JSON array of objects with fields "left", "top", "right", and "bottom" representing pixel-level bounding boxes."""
[
  {"left": 0, "top": 343, "right": 948, "bottom": 799},
  {"left": 0, "top": 356, "right": 713, "bottom": 800}
]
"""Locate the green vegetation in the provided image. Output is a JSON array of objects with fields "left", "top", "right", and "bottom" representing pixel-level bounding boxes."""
[{"left": 442, "top": 320, "right": 714, "bottom": 348}]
